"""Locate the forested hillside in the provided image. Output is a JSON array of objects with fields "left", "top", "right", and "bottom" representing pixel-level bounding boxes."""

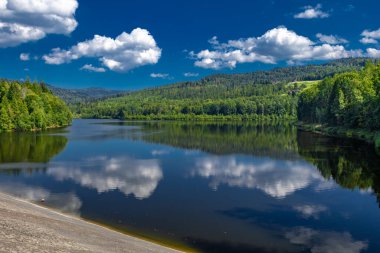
[
  {"left": 298, "top": 62, "right": 380, "bottom": 147},
  {"left": 0, "top": 80, "right": 72, "bottom": 132},
  {"left": 47, "top": 85, "right": 126, "bottom": 104},
  {"left": 75, "top": 83, "right": 298, "bottom": 121},
  {"left": 298, "top": 62, "right": 380, "bottom": 130},
  {"left": 75, "top": 58, "right": 379, "bottom": 120}
]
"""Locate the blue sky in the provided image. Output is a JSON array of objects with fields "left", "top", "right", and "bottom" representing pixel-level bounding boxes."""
[{"left": 0, "top": 0, "right": 379, "bottom": 90}]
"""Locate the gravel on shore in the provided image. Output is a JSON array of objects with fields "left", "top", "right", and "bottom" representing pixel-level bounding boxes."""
[{"left": 0, "top": 192, "right": 183, "bottom": 253}]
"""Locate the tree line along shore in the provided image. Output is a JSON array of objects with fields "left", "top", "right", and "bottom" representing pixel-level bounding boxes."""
[{"left": 1, "top": 58, "right": 379, "bottom": 149}]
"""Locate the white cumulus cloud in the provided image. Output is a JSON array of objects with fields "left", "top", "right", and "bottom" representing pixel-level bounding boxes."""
[
  {"left": 43, "top": 28, "right": 162, "bottom": 72},
  {"left": 360, "top": 37, "right": 378, "bottom": 44},
  {"left": 294, "top": 4, "right": 329, "bottom": 19},
  {"left": 80, "top": 64, "right": 106, "bottom": 73},
  {"left": 19, "top": 53, "right": 30, "bottom": 61},
  {"left": 184, "top": 72, "right": 199, "bottom": 77},
  {"left": 0, "top": 0, "right": 78, "bottom": 47},
  {"left": 190, "top": 27, "right": 360, "bottom": 69},
  {"left": 366, "top": 48, "right": 380, "bottom": 58},
  {"left": 150, "top": 73, "right": 170, "bottom": 79},
  {"left": 316, "top": 33, "right": 348, "bottom": 44},
  {"left": 360, "top": 28, "right": 380, "bottom": 44}
]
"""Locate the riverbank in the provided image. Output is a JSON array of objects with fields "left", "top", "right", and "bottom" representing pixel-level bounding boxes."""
[
  {"left": 0, "top": 192, "right": 182, "bottom": 253},
  {"left": 77, "top": 114, "right": 297, "bottom": 123},
  {"left": 0, "top": 123, "right": 72, "bottom": 134},
  {"left": 298, "top": 123, "right": 380, "bottom": 149}
]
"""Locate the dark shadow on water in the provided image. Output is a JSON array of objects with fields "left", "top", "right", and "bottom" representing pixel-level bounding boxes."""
[
  {"left": 185, "top": 237, "right": 295, "bottom": 253},
  {"left": 217, "top": 207, "right": 302, "bottom": 229},
  {"left": 297, "top": 131, "right": 380, "bottom": 207}
]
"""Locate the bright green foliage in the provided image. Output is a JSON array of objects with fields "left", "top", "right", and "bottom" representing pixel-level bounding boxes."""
[
  {"left": 0, "top": 80, "right": 72, "bottom": 132},
  {"left": 73, "top": 58, "right": 379, "bottom": 121},
  {"left": 298, "top": 62, "right": 380, "bottom": 131},
  {"left": 74, "top": 77, "right": 300, "bottom": 121}
]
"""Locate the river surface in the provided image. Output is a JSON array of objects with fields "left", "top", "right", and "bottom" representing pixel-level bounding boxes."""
[{"left": 0, "top": 119, "right": 379, "bottom": 253}]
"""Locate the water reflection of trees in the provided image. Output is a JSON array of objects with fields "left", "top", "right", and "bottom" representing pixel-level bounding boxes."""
[
  {"left": 126, "top": 121, "right": 299, "bottom": 159},
  {"left": 0, "top": 132, "right": 68, "bottom": 174},
  {"left": 129, "top": 121, "right": 380, "bottom": 203},
  {"left": 297, "top": 131, "right": 380, "bottom": 206}
]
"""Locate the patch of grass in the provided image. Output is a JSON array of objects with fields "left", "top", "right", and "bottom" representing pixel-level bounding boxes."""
[{"left": 287, "top": 80, "right": 321, "bottom": 89}]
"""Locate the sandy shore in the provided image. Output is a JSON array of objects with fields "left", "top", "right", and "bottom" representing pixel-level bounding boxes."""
[{"left": 0, "top": 192, "right": 182, "bottom": 253}]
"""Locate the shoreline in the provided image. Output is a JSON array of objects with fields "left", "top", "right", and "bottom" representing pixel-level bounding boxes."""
[
  {"left": 77, "top": 115, "right": 297, "bottom": 122},
  {"left": 0, "top": 123, "right": 72, "bottom": 133},
  {"left": 82, "top": 118, "right": 380, "bottom": 150},
  {"left": 298, "top": 123, "right": 380, "bottom": 149},
  {"left": 0, "top": 192, "right": 187, "bottom": 253},
  {"left": 89, "top": 118, "right": 380, "bottom": 150}
]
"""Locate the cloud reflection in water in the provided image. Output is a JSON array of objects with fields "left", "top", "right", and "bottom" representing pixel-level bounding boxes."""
[
  {"left": 0, "top": 183, "right": 82, "bottom": 214},
  {"left": 193, "top": 156, "right": 330, "bottom": 198},
  {"left": 286, "top": 227, "right": 368, "bottom": 253},
  {"left": 48, "top": 156, "right": 163, "bottom": 199},
  {"left": 293, "top": 204, "right": 328, "bottom": 219}
]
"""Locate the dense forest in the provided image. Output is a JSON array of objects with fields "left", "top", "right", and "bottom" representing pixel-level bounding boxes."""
[
  {"left": 74, "top": 58, "right": 379, "bottom": 121},
  {"left": 2, "top": 58, "right": 379, "bottom": 135},
  {"left": 0, "top": 80, "right": 72, "bottom": 132},
  {"left": 298, "top": 62, "right": 380, "bottom": 130},
  {"left": 298, "top": 62, "right": 380, "bottom": 149},
  {"left": 76, "top": 83, "right": 299, "bottom": 121},
  {"left": 47, "top": 85, "right": 126, "bottom": 104}
]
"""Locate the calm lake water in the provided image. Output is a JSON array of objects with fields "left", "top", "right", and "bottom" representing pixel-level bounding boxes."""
[{"left": 1, "top": 119, "right": 380, "bottom": 253}]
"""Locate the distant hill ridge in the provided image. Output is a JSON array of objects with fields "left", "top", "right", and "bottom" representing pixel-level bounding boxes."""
[
  {"left": 126, "top": 57, "right": 380, "bottom": 100},
  {"left": 182, "top": 57, "right": 380, "bottom": 86},
  {"left": 47, "top": 85, "right": 127, "bottom": 104},
  {"left": 48, "top": 57, "right": 379, "bottom": 104},
  {"left": 72, "top": 57, "right": 380, "bottom": 120}
]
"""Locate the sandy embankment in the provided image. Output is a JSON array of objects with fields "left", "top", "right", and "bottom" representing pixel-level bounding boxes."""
[{"left": 0, "top": 192, "right": 182, "bottom": 253}]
